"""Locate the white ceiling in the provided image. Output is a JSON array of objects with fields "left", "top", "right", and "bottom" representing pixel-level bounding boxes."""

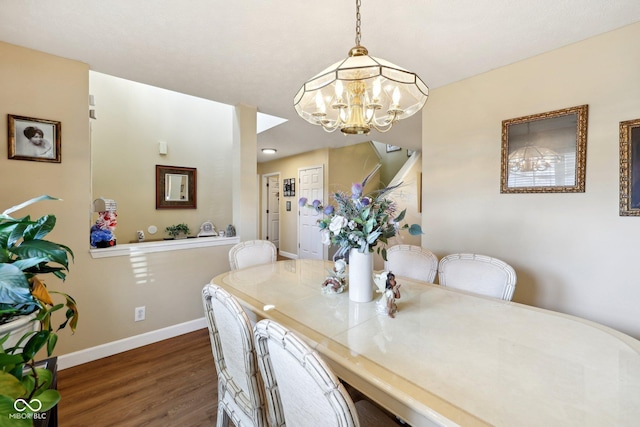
[{"left": 2, "top": 0, "right": 640, "bottom": 162}]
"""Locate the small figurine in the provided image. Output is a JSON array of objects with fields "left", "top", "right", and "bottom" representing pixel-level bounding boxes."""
[
  {"left": 375, "top": 271, "right": 401, "bottom": 318},
  {"left": 321, "top": 258, "right": 347, "bottom": 294}
]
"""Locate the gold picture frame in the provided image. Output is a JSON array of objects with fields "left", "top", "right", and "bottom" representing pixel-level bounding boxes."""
[
  {"left": 619, "top": 118, "right": 640, "bottom": 216},
  {"left": 500, "top": 105, "right": 588, "bottom": 193},
  {"left": 8, "top": 114, "right": 61, "bottom": 163},
  {"left": 156, "top": 165, "right": 197, "bottom": 209}
]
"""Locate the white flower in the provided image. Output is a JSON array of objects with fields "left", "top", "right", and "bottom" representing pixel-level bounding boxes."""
[
  {"left": 329, "top": 215, "right": 348, "bottom": 234},
  {"left": 348, "top": 220, "right": 356, "bottom": 230},
  {"left": 321, "top": 229, "right": 331, "bottom": 245}
]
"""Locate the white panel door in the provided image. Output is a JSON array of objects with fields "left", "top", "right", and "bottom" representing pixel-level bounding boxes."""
[
  {"left": 267, "top": 175, "right": 280, "bottom": 248},
  {"left": 298, "top": 166, "right": 324, "bottom": 259}
]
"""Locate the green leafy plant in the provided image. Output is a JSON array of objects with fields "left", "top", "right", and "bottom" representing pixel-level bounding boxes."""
[
  {"left": 165, "top": 223, "right": 190, "bottom": 238},
  {"left": 0, "top": 195, "right": 78, "bottom": 426}
]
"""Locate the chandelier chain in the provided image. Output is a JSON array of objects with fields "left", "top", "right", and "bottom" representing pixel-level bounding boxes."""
[{"left": 355, "top": 0, "right": 362, "bottom": 46}]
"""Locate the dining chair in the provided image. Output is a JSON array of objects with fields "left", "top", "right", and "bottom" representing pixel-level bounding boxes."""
[
  {"left": 229, "top": 239, "right": 277, "bottom": 271},
  {"left": 437, "top": 253, "right": 517, "bottom": 301},
  {"left": 384, "top": 244, "right": 438, "bottom": 283},
  {"left": 254, "top": 319, "right": 396, "bottom": 427},
  {"left": 202, "top": 284, "right": 269, "bottom": 427}
]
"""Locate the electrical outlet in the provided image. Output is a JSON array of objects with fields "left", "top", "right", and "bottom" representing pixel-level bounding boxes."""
[{"left": 134, "top": 306, "right": 145, "bottom": 322}]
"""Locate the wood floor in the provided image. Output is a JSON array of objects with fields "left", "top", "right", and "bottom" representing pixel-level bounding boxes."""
[{"left": 58, "top": 329, "right": 219, "bottom": 426}]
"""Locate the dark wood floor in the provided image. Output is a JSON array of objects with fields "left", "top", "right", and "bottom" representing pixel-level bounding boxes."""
[{"left": 58, "top": 329, "right": 218, "bottom": 426}]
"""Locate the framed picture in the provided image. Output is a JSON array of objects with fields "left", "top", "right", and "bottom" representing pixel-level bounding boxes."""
[
  {"left": 283, "top": 178, "right": 295, "bottom": 197},
  {"left": 619, "top": 118, "right": 640, "bottom": 216},
  {"left": 408, "top": 149, "right": 415, "bottom": 157},
  {"left": 8, "top": 114, "right": 61, "bottom": 163},
  {"left": 156, "top": 165, "right": 197, "bottom": 209},
  {"left": 386, "top": 144, "right": 401, "bottom": 153},
  {"left": 500, "top": 105, "right": 588, "bottom": 193}
]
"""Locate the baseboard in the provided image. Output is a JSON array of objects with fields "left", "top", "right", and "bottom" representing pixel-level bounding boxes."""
[
  {"left": 279, "top": 250, "right": 298, "bottom": 259},
  {"left": 57, "top": 317, "right": 207, "bottom": 370}
]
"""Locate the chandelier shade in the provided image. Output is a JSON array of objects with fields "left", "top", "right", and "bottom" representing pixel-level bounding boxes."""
[
  {"left": 293, "top": 1, "right": 428, "bottom": 135},
  {"left": 508, "top": 145, "right": 562, "bottom": 172}
]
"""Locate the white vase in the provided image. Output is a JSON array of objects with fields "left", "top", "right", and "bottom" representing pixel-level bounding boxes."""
[{"left": 348, "top": 248, "right": 373, "bottom": 302}]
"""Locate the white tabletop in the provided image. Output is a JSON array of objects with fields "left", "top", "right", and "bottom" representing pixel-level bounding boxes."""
[{"left": 211, "top": 259, "right": 640, "bottom": 427}]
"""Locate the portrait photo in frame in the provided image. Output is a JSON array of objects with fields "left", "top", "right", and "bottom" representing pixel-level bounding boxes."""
[
  {"left": 619, "top": 118, "right": 640, "bottom": 216},
  {"left": 8, "top": 114, "right": 61, "bottom": 163},
  {"left": 500, "top": 105, "right": 588, "bottom": 194}
]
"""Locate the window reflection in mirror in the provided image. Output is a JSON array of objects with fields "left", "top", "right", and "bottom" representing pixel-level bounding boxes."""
[{"left": 165, "top": 173, "right": 189, "bottom": 201}]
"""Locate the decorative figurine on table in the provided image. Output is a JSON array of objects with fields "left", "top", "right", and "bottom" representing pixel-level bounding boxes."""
[
  {"left": 321, "top": 258, "right": 347, "bottom": 294},
  {"left": 90, "top": 197, "right": 117, "bottom": 248},
  {"left": 375, "top": 271, "right": 401, "bottom": 318}
]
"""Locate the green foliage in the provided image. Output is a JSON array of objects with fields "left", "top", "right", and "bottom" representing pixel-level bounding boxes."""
[
  {"left": 165, "top": 223, "right": 191, "bottom": 238},
  {"left": 0, "top": 196, "right": 78, "bottom": 425}
]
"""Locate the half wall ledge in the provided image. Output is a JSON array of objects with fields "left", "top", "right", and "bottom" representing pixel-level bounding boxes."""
[{"left": 89, "top": 236, "right": 240, "bottom": 259}]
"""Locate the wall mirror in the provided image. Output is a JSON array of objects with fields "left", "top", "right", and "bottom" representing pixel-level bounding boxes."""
[
  {"left": 500, "top": 105, "right": 588, "bottom": 193},
  {"left": 619, "top": 118, "right": 640, "bottom": 216},
  {"left": 156, "top": 165, "right": 197, "bottom": 209}
]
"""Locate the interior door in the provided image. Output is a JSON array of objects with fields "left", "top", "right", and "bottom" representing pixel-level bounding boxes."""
[
  {"left": 267, "top": 175, "right": 280, "bottom": 248},
  {"left": 298, "top": 166, "right": 324, "bottom": 259}
]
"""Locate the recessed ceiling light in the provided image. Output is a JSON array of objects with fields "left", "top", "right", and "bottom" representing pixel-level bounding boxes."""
[{"left": 262, "top": 148, "right": 277, "bottom": 154}]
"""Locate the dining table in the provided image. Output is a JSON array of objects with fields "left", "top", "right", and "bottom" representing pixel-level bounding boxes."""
[{"left": 210, "top": 259, "right": 640, "bottom": 427}]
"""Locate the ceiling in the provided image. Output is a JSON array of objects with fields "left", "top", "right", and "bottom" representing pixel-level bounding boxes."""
[{"left": 2, "top": 0, "right": 640, "bottom": 162}]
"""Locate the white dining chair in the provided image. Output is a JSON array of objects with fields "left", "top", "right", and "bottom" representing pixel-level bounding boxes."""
[
  {"left": 202, "top": 284, "right": 269, "bottom": 427},
  {"left": 437, "top": 253, "right": 517, "bottom": 301},
  {"left": 384, "top": 244, "right": 438, "bottom": 283},
  {"left": 254, "top": 319, "right": 396, "bottom": 427},
  {"left": 229, "top": 239, "right": 277, "bottom": 271}
]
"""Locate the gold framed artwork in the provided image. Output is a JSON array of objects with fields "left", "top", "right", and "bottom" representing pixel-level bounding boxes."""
[
  {"left": 8, "top": 114, "right": 61, "bottom": 163},
  {"left": 619, "top": 118, "right": 640, "bottom": 216},
  {"left": 500, "top": 105, "right": 588, "bottom": 193}
]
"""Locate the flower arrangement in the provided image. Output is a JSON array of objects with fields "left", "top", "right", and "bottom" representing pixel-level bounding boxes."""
[{"left": 299, "top": 174, "right": 422, "bottom": 260}]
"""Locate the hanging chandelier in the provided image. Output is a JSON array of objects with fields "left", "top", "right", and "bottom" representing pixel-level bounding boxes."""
[
  {"left": 508, "top": 146, "right": 562, "bottom": 172},
  {"left": 293, "top": 0, "right": 429, "bottom": 135}
]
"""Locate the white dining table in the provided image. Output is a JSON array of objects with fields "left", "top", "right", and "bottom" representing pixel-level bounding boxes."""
[{"left": 210, "top": 259, "right": 640, "bottom": 427}]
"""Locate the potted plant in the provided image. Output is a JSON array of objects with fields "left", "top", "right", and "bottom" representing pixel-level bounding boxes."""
[
  {"left": 165, "top": 223, "right": 190, "bottom": 239},
  {"left": 0, "top": 195, "right": 79, "bottom": 425}
]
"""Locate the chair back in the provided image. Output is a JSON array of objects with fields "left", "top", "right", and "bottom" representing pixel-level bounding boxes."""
[
  {"left": 384, "top": 245, "right": 438, "bottom": 283},
  {"left": 254, "top": 319, "right": 360, "bottom": 427},
  {"left": 202, "top": 284, "right": 268, "bottom": 427},
  {"left": 438, "top": 253, "right": 516, "bottom": 301},
  {"left": 229, "top": 240, "right": 277, "bottom": 270}
]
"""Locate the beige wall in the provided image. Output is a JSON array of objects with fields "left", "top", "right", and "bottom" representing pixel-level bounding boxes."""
[
  {"left": 90, "top": 71, "right": 234, "bottom": 241},
  {"left": 422, "top": 22, "right": 640, "bottom": 338},
  {"left": 1, "top": 42, "right": 236, "bottom": 356}
]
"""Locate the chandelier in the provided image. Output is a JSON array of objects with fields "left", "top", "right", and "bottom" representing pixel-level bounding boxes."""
[
  {"left": 508, "top": 146, "right": 562, "bottom": 172},
  {"left": 293, "top": 0, "right": 429, "bottom": 135}
]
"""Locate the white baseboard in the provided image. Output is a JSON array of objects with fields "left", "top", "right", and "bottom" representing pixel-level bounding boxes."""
[
  {"left": 279, "top": 250, "right": 298, "bottom": 259},
  {"left": 57, "top": 317, "right": 207, "bottom": 370}
]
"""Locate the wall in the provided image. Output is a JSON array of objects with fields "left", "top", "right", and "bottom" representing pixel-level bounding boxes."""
[
  {"left": 371, "top": 141, "right": 414, "bottom": 186},
  {"left": 422, "top": 23, "right": 640, "bottom": 338},
  {"left": 90, "top": 71, "right": 234, "bottom": 242},
  {"left": 258, "top": 148, "right": 329, "bottom": 256},
  {"left": 1, "top": 42, "right": 237, "bottom": 358}
]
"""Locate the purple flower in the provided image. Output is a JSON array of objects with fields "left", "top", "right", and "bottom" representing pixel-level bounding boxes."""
[
  {"left": 298, "top": 197, "right": 308, "bottom": 207},
  {"left": 361, "top": 197, "right": 370, "bottom": 206},
  {"left": 323, "top": 205, "right": 335, "bottom": 215},
  {"left": 312, "top": 199, "right": 321, "bottom": 209},
  {"left": 351, "top": 183, "right": 363, "bottom": 198}
]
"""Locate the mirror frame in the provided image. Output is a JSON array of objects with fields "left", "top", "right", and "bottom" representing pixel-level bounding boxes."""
[
  {"left": 619, "top": 118, "right": 640, "bottom": 216},
  {"left": 500, "top": 105, "right": 588, "bottom": 194},
  {"left": 156, "top": 165, "right": 197, "bottom": 209}
]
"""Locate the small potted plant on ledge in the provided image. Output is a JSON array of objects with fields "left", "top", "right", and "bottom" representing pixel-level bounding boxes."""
[
  {"left": 0, "top": 195, "right": 79, "bottom": 425},
  {"left": 165, "top": 223, "right": 191, "bottom": 239}
]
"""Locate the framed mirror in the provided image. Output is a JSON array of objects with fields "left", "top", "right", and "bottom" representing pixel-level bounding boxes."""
[
  {"left": 156, "top": 165, "right": 197, "bottom": 209},
  {"left": 619, "top": 118, "right": 640, "bottom": 216},
  {"left": 500, "top": 105, "right": 588, "bottom": 193}
]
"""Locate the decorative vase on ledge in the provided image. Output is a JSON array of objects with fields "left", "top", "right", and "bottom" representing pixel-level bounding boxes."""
[{"left": 348, "top": 248, "right": 373, "bottom": 302}]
